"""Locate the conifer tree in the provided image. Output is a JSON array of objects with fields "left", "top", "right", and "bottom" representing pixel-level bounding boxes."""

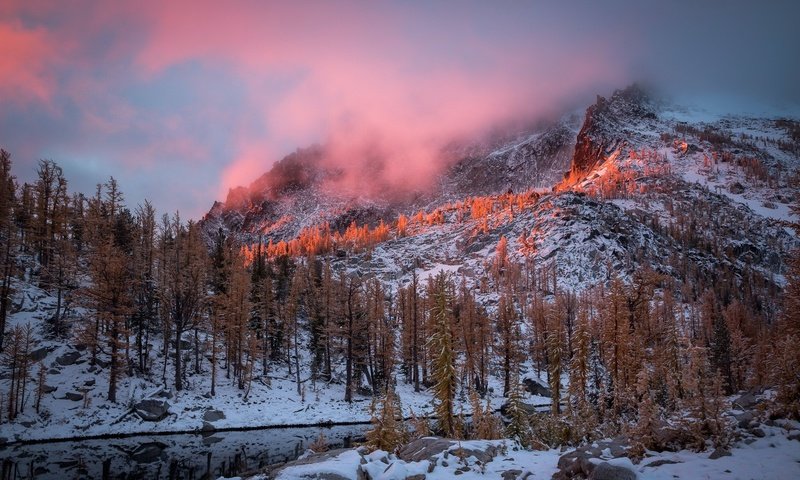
[
  {"left": 428, "top": 271, "right": 458, "bottom": 437},
  {"left": 365, "top": 386, "right": 406, "bottom": 452}
]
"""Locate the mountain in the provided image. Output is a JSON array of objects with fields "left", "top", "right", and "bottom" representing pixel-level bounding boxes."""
[{"left": 202, "top": 85, "right": 799, "bottom": 291}]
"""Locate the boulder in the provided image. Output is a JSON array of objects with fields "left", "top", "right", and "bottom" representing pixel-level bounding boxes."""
[
  {"left": 522, "top": 378, "right": 551, "bottom": 398},
  {"left": 203, "top": 409, "right": 225, "bottom": 422},
  {"left": 270, "top": 449, "right": 353, "bottom": 479},
  {"left": 729, "top": 182, "right": 745, "bottom": 195},
  {"left": 733, "top": 392, "right": 760, "bottom": 410},
  {"left": 589, "top": 462, "right": 636, "bottom": 480},
  {"left": 41, "top": 384, "right": 57, "bottom": 394},
  {"left": 64, "top": 392, "right": 84, "bottom": 401},
  {"left": 56, "top": 351, "right": 81, "bottom": 366},
  {"left": 709, "top": 447, "right": 732, "bottom": 459},
  {"left": 397, "top": 437, "right": 455, "bottom": 462},
  {"left": 452, "top": 443, "right": 499, "bottom": 464},
  {"left": 29, "top": 347, "right": 53, "bottom": 362},
  {"left": 134, "top": 399, "right": 170, "bottom": 421},
  {"left": 84, "top": 379, "right": 96, "bottom": 387},
  {"left": 502, "top": 469, "right": 523, "bottom": 480}
]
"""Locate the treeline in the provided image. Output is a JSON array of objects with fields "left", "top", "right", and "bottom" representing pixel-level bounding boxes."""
[{"left": 1, "top": 150, "right": 798, "bottom": 457}]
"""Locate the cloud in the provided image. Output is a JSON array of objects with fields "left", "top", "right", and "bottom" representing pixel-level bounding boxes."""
[{"left": 1, "top": 0, "right": 798, "bottom": 218}]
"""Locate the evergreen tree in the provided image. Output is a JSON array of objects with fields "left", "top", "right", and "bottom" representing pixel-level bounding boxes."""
[{"left": 428, "top": 271, "right": 458, "bottom": 437}]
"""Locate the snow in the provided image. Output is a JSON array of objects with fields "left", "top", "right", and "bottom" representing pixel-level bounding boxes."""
[{"left": 249, "top": 426, "right": 800, "bottom": 480}]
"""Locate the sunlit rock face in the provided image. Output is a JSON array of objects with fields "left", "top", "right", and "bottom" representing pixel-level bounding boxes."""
[{"left": 570, "top": 84, "right": 658, "bottom": 179}]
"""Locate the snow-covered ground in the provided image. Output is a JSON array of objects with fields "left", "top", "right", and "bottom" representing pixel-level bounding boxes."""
[{"left": 225, "top": 422, "right": 800, "bottom": 480}]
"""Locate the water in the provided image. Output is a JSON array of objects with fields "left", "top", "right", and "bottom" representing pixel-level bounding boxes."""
[{"left": 0, "top": 424, "right": 369, "bottom": 480}]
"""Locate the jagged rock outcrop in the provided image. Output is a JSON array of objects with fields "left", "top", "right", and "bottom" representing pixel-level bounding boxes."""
[{"left": 569, "top": 84, "right": 657, "bottom": 178}]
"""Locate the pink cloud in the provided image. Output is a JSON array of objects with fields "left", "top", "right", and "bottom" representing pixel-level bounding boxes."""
[{"left": 0, "top": 21, "right": 63, "bottom": 106}]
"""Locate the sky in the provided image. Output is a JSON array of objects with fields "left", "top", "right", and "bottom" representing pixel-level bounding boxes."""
[{"left": 1, "top": 0, "right": 799, "bottom": 219}]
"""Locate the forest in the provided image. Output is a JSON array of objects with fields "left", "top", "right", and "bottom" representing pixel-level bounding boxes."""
[{"left": 1, "top": 148, "right": 799, "bottom": 460}]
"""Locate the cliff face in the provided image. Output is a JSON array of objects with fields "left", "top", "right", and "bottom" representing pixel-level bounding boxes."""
[{"left": 569, "top": 84, "right": 657, "bottom": 177}]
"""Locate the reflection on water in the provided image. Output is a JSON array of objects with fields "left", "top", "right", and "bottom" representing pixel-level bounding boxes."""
[{"left": 0, "top": 424, "right": 368, "bottom": 480}]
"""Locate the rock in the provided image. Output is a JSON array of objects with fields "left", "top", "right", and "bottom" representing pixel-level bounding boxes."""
[
  {"left": 84, "top": 379, "right": 95, "bottom": 387},
  {"left": 405, "top": 475, "right": 425, "bottom": 480},
  {"left": 788, "top": 431, "right": 800, "bottom": 442},
  {"left": 56, "top": 351, "right": 81, "bottom": 366},
  {"left": 155, "top": 389, "right": 172, "bottom": 399},
  {"left": 201, "top": 421, "right": 216, "bottom": 432},
  {"left": 734, "top": 411, "right": 754, "bottom": 429},
  {"left": 41, "top": 384, "right": 57, "bottom": 394},
  {"left": 130, "top": 442, "right": 167, "bottom": 463},
  {"left": 733, "top": 392, "right": 760, "bottom": 410},
  {"left": 644, "top": 459, "right": 681, "bottom": 467},
  {"left": 709, "top": 447, "right": 732, "bottom": 459},
  {"left": 95, "top": 358, "right": 110, "bottom": 369},
  {"left": 134, "top": 399, "right": 170, "bottom": 421},
  {"left": 729, "top": 182, "right": 745, "bottom": 195},
  {"left": 29, "top": 347, "right": 53, "bottom": 362},
  {"left": 64, "top": 392, "right": 84, "bottom": 401},
  {"left": 750, "top": 427, "right": 766, "bottom": 438},
  {"left": 556, "top": 450, "right": 598, "bottom": 479},
  {"left": 453, "top": 444, "right": 498, "bottom": 464},
  {"left": 203, "top": 409, "right": 225, "bottom": 422},
  {"left": 270, "top": 449, "right": 353, "bottom": 479},
  {"left": 502, "top": 469, "right": 522, "bottom": 480},
  {"left": 522, "top": 377, "right": 551, "bottom": 398},
  {"left": 397, "top": 437, "right": 455, "bottom": 462},
  {"left": 588, "top": 462, "right": 636, "bottom": 480},
  {"left": 48, "top": 369, "right": 60, "bottom": 375}
]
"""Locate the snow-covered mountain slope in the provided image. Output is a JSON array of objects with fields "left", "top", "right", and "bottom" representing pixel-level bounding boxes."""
[{"left": 200, "top": 116, "right": 581, "bottom": 244}]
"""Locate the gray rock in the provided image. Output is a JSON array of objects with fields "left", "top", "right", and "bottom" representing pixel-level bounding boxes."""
[
  {"left": 729, "top": 182, "right": 745, "bottom": 194},
  {"left": 734, "top": 411, "right": 754, "bottom": 429},
  {"left": 644, "top": 459, "right": 681, "bottom": 467},
  {"left": 405, "top": 475, "right": 425, "bottom": 480},
  {"left": 201, "top": 421, "right": 216, "bottom": 432},
  {"left": 453, "top": 444, "right": 498, "bottom": 464},
  {"left": 56, "top": 351, "right": 81, "bottom": 366},
  {"left": 732, "top": 392, "right": 759, "bottom": 410},
  {"left": 84, "top": 379, "right": 95, "bottom": 387},
  {"left": 203, "top": 409, "right": 225, "bottom": 422},
  {"left": 48, "top": 369, "right": 60, "bottom": 375},
  {"left": 788, "top": 431, "right": 800, "bottom": 442},
  {"left": 502, "top": 469, "right": 523, "bottom": 480},
  {"left": 397, "top": 437, "right": 455, "bottom": 462},
  {"left": 64, "top": 392, "right": 83, "bottom": 401},
  {"left": 134, "top": 399, "right": 170, "bottom": 421},
  {"left": 750, "top": 428, "right": 766, "bottom": 438},
  {"left": 589, "top": 462, "right": 636, "bottom": 480},
  {"left": 29, "top": 347, "right": 53, "bottom": 362},
  {"left": 709, "top": 448, "right": 732, "bottom": 459},
  {"left": 270, "top": 449, "right": 354, "bottom": 479},
  {"left": 522, "top": 377, "right": 551, "bottom": 397},
  {"left": 41, "top": 384, "right": 57, "bottom": 394}
]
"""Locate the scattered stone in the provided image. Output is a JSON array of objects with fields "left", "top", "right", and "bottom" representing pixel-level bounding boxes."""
[
  {"left": 732, "top": 392, "right": 760, "bottom": 410},
  {"left": 64, "top": 392, "right": 83, "bottom": 401},
  {"left": 29, "top": 347, "right": 53, "bottom": 362},
  {"left": 48, "top": 369, "right": 60, "bottom": 375},
  {"left": 709, "top": 448, "right": 732, "bottom": 459},
  {"left": 729, "top": 182, "right": 746, "bottom": 195},
  {"left": 750, "top": 428, "right": 766, "bottom": 438},
  {"left": 203, "top": 409, "right": 225, "bottom": 422},
  {"left": 133, "top": 399, "right": 170, "bottom": 421},
  {"left": 405, "top": 475, "right": 425, "bottom": 480},
  {"left": 522, "top": 377, "right": 551, "bottom": 398},
  {"left": 787, "top": 431, "right": 800, "bottom": 442},
  {"left": 644, "top": 459, "right": 681, "bottom": 467},
  {"left": 502, "top": 469, "right": 523, "bottom": 480},
  {"left": 201, "top": 421, "right": 216, "bottom": 432},
  {"left": 397, "top": 437, "right": 455, "bottom": 462},
  {"left": 734, "top": 411, "right": 754, "bottom": 429},
  {"left": 56, "top": 351, "right": 81, "bottom": 366},
  {"left": 41, "top": 384, "right": 57, "bottom": 394},
  {"left": 453, "top": 444, "right": 499, "bottom": 464},
  {"left": 588, "top": 462, "right": 636, "bottom": 480},
  {"left": 84, "top": 379, "right": 95, "bottom": 387}
]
